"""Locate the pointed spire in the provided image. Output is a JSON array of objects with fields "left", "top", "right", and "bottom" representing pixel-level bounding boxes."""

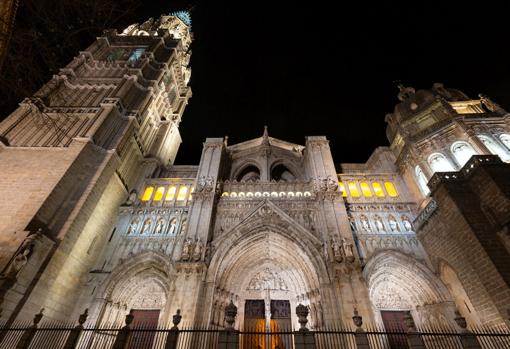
[{"left": 263, "top": 125, "right": 268, "bottom": 139}]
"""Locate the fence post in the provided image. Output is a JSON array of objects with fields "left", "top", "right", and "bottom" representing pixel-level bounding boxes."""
[
  {"left": 294, "top": 304, "right": 316, "bottom": 349},
  {"left": 352, "top": 308, "right": 369, "bottom": 349},
  {"left": 164, "top": 309, "right": 182, "bottom": 349},
  {"left": 112, "top": 309, "right": 134, "bottom": 349},
  {"left": 15, "top": 308, "right": 44, "bottom": 349},
  {"left": 454, "top": 310, "right": 482, "bottom": 349},
  {"left": 62, "top": 308, "right": 88, "bottom": 349},
  {"left": 218, "top": 301, "right": 239, "bottom": 349},
  {"left": 404, "top": 313, "right": 426, "bottom": 349}
]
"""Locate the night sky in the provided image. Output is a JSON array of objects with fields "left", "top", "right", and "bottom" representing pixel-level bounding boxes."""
[{"left": 9, "top": 2, "right": 510, "bottom": 165}]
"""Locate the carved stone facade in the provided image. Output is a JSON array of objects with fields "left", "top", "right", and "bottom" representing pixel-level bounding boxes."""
[{"left": 0, "top": 13, "right": 509, "bottom": 332}]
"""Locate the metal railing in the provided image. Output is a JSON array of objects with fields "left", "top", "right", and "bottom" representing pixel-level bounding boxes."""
[{"left": 1, "top": 307, "right": 509, "bottom": 349}]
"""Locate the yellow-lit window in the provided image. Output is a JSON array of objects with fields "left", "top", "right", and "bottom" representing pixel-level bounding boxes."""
[
  {"left": 189, "top": 187, "right": 194, "bottom": 201},
  {"left": 153, "top": 186, "right": 165, "bottom": 201},
  {"left": 360, "top": 182, "right": 372, "bottom": 197},
  {"left": 384, "top": 182, "right": 398, "bottom": 197},
  {"left": 165, "top": 186, "right": 176, "bottom": 201},
  {"left": 338, "top": 181, "right": 347, "bottom": 197},
  {"left": 348, "top": 182, "right": 360, "bottom": 197},
  {"left": 177, "top": 186, "right": 188, "bottom": 201},
  {"left": 372, "top": 182, "right": 385, "bottom": 197},
  {"left": 141, "top": 186, "right": 154, "bottom": 201}
]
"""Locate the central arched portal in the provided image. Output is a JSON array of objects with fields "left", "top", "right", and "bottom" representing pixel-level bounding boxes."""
[{"left": 206, "top": 222, "right": 327, "bottom": 332}]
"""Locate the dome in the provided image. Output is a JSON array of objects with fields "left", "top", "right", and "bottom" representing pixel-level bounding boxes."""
[{"left": 385, "top": 83, "right": 470, "bottom": 143}]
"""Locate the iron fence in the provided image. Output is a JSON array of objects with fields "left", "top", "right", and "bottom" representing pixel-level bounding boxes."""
[{"left": 1, "top": 322, "right": 509, "bottom": 349}]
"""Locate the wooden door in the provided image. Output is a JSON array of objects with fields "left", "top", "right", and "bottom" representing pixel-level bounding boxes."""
[
  {"left": 128, "top": 309, "right": 160, "bottom": 349},
  {"left": 381, "top": 310, "right": 410, "bottom": 349}
]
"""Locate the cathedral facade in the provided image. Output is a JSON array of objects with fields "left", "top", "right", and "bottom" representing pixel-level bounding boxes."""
[{"left": 0, "top": 13, "right": 509, "bottom": 332}]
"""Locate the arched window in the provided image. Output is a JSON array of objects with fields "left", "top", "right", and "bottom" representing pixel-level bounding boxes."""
[
  {"left": 372, "top": 182, "right": 385, "bottom": 197},
  {"left": 384, "top": 182, "right": 398, "bottom": 197},
  {"left": 177, "top": 186, "right": 188, "bottom": 201},
  {"left": 415, "top": 165, "right": 430, "bottom": 196},
  {"left": 236, "top": 165, "right": 260, "bottom": 182},
  {"left": 360, "top": 182, "right": 372, "bottom": 197},
  {"left": 153, "top": 187, "right": 165, "bottom": 201},
  {"left": 499, "top": 134, "right": 510, "bottom": 150},
  {"left": 428, "top": 153, "right": 454, "bottom": 172},
  {"left": 478, "top": 135, "right": 510, "bottom": 161},
  {"left": 271, "top": 164, "right": 296, "bottom": 182},
  {"left": 141, "top": 186, "right": 154, "bottom": 201},
  {"left": 165, "top": 186, "right": 176, "bottom": 201},
  {"left": 451, "top": 141, "right": 477, "bottom": 167}
]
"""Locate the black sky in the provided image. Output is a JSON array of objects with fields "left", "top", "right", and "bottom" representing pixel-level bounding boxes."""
[{"left": 12, "top": 1, "right": 510, "bottom": 165}]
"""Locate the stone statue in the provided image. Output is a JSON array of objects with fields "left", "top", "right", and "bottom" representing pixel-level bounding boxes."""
[
  {"left": 361, "top": 216, "right": 371, "bottom": 232},
  {"left": 124, "top": 190, "right": 137, "bottom": 205},
  {"left": 326, "top": 175, "right": 338, "bottom": 191},
  {"left": 402, "top": 218, "right": 412, "bottom": 231},
  {"left": 181, "top": 238, "right": 193, "bottom": 261},
  {"left": 196, "top": 176, "right": 207, "bottom": 192},
  {"left": 192, "top": 238, "right": 204, "bottom": 261},
  {"left": 155, "top": 219, "right": 164, "bottom": 234},
  {"left": 389, "top": 217, "right": 399, "bottom": 232},
  {"left": 375, "top": 217, "right": 385, "bottom": 232},
  {"left": 342, "top": 238, "right": 355, "bottom": 262},
  {"left": 168, "top": 219, "right": 177, "bottom": 235},
  {"left": 142, "top": 219, "right": 151, "bottom": 234},
  {"left": 1, "top": 230, "right": 42, "bottom": 280},
  {"left": 332, "top": 239, "right": 343, "bottom": 263},
  {"left": 127, "top": 218, "right": 138, "bottom": 235}
]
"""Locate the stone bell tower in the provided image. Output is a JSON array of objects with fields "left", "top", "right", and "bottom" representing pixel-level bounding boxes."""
[{"left": 0, "top": 12, "right": 192, "bottom": 322}]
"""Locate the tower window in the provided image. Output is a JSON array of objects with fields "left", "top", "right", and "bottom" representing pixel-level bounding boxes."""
[
  {"left": 499, "top": 134, "right": 510, "bottom": 150},
  {"left": 384, "top": 182, "right": 398, "bottom": 197},
  {"left": 165, "top": 186, "right": 177, "bottom": 201},
  {"left": 372, "top": 182, "right": 385, "bottom": 197},
  {"left": 153, "top": 186, "right": 165, "bottom": 201},
  {"left": 478, "top": 135, "right": 510, "bottom": 161},
  {"left": 451, "top": 141, "right": 477, "bottom": 167},
  {"left": 415, "top": 166, "right": 430, "bottom": 196},
  {"left": 141, "top": 186, "right": 154, "bottom": 201},
  {"left": 360, "top": 182, "right": 373, "bottom": 197},
  {"left": 428, "top": 153, "right": 454, "bottom": 172},
  {"left": 177, "top": 186, "right": 188, "bottom": 201},
  {"left": 348, "top": 182, "right": 360, "bottom": 197}
]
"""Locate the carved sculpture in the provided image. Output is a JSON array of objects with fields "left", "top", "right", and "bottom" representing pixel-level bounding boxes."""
[
  {"left": 342, "top": 238, "right": 355, "bottom": 262},
  {"left": 331, "top": 239, "right": 343, "bottom": 263},
  {"left": 0, "top": 229, "right": 43, "bottom": 312},
  {"left": 142, "top": 219, "right": 151, "bottom": 234},
  {"left": 375, "top": 216, "right": 385, "bottom": 232},
  {"left": 168, "top": 219, "right": 177, "bottom": 235},
  {"left": 123, "top": 190, "right": 138, "bottom": 206},
  {"left": 155, "top": 218, "right": 165, "bottom": 234},
  {"left": 389, "top": 216, "right": 399, "bottom": 232},
  {"left": 181, "top": 238, "right": 193, "bottom": 261},
  {"left": 127, "top": 218, "right": 139, "bottom": 235},
  {"left": 402, "top": 217, "right": 412, "bottom": 231},
  {"left": 360, "top": 216, "right": 371, "bottom": 232},
  {"left": 247, "top": 268, "right": 289, "bottom": 291},
  {"left": 192, "top": 238, "right": 204, "bottom": 261},
  {"left": 196, "top": 176, "right": 215, "bottom": 192}
]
